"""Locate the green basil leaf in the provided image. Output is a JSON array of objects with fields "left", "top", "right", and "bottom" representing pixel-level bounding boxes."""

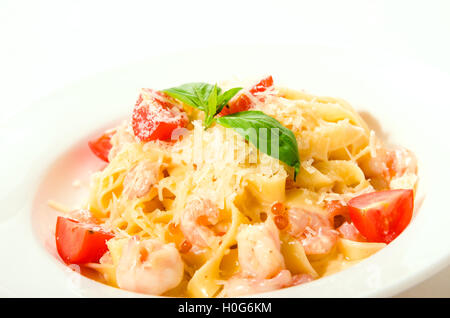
[
  {"left": 215, "top": 110, "right": 301, "bottom": 179},
  {"left": 215, "top": 87, "right": 242, "bottom": 115},
  {"left": 162, "top": 82, "right": 221, "bottom": 111},
  {"left": 205, "top": 84, "right": 218, "bottom": 128}
]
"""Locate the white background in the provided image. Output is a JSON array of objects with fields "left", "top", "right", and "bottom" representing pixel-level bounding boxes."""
[{"left": 1, "top": 0, "right": 449, "bottom": 297}]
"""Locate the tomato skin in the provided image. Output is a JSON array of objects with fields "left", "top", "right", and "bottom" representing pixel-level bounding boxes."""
[
  {"left": 88, "top": 131, "right": 114, "bottom": 162},
  {"left": 249, "top": 75, "right": 274, "bottom": 95},
  {"left": 348, "top": 189, "right": 414, "bottom": 243},
  {"left": 55, "top": 217, "right": 114, "bottom": 264},
  {"left": 132, "top": 89, "right": 188, "bottom": 142},
  {"left": 219, "top": 75, "right": 273, "bottom": 116}
]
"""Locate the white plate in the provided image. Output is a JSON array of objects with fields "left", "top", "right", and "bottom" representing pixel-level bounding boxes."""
[{"left": 1, "top": 45, "right": 449, "bottom": 297}]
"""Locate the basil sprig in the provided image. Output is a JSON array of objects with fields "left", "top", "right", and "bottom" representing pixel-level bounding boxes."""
[
  {"left": 215, "top": 111, "right": 300, "bottom": 179},
  {"left": 163, "top": 83, "right": 242, "bottom": 128},
  {"left": 162, "top": 82, "right": 301, "bottom": 179}
]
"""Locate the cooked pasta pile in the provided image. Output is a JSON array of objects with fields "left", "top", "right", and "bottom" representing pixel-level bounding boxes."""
[{"left": 56, "top": 78, "right": 418, "bottom": 297}]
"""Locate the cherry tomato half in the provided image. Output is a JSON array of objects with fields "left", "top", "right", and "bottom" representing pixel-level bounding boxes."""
[
  {"left": 88, "top": 131, "right": 114, "bottom": 162},
  {"left": 348, "top": 189, "right": 414, "bottom": 243},
  {"left": 219, "top": 75, "right": 273, "bottom": 116},
  {"left": 132, "top": 89, "right": 188, "bottom": 142},
  {"left": 55, "top": 216, "right": 114, "bottom": 264}
]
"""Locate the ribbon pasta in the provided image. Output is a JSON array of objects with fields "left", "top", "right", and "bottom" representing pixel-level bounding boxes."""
[{"left": 80, "top": 84, "right": 416, "bottom": 297}]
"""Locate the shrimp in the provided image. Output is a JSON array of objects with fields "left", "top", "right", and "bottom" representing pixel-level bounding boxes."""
[
  {"left": 179, "top": 197, "right": 220, "bottom": 248},
  {"left": 325, "top": 200, "right": 350, "bottom": 227},
  {"left": 291, "top": 273, "right": 314, "bottom": 286},
  {"left": 390, "top": 148, "right": 417, "bottom": 177},
  {"left": 219, "top": 269, "right": 292, "bottom": 297},
  {"left": 116, "top": 236, "right": 184, "bottom": 295},
  {"left": 123, "top": 160, "right": 160, "bottom": 199},
  {"left": 108, "top": 122, "right": 136, "bottom": 160},
  {"left": 360, "top": 146, "right": 417, "bottom": 188},
  {"left": 220, "top": 220, "right": 313, "bottom": 297},
  {"left": 388, "top": 148, "right": 418, "bottom": 190},
  {"left": 237, "top": 219, "right": 285, "bottom": 280},
  {"left": 337, "top": 221, "right": 365, "bottom": 242},
  {"left": 286, "top": 208, "right": 338, "bottom": 256}
]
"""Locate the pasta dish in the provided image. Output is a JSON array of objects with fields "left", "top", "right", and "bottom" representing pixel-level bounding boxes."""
[{"left": 52, "top": 76, "right": 418, "bottom": 297}]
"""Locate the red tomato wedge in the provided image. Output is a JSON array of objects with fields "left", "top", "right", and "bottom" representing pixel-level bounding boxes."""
[
  {"left": 88, "top": 131, "right": 114, "bottom": 162},
  {"left": 348, "top": 189, "right": 414, "bottom": 243},
  {"left": 55, "top": 216, "right": 114, "bottom": 264},
  {"left": 132, "top": 89, "right": 188, "bottom": 142},
  {"left": 218, "top": 75, "right": 274, "bottom": 116}
]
